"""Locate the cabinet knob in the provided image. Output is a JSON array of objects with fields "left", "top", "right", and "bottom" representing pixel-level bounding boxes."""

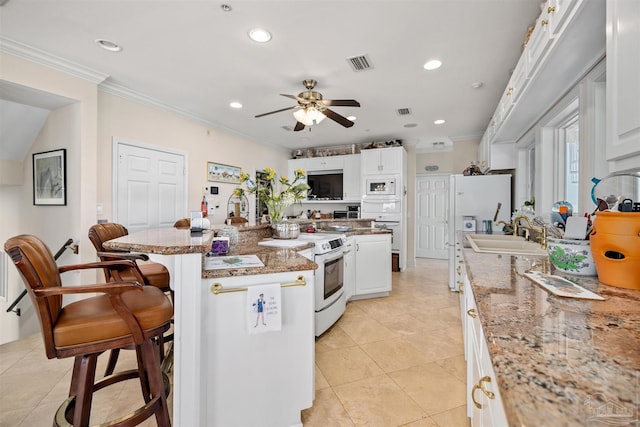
[
  {"left": 541, "top": 19, "right": 549, "bottom": 26},
  {"left": 466, "top": 308, "right": 478, "bottom": 318},
  {"left": 547, "top": 6, "right": 556, "bottom": 13},
  {"left": 456, "top": 266, "right": 462, "bottom": 275}
]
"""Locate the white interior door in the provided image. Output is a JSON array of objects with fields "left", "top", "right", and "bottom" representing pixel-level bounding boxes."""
[
  {"left": 114, "top": 139, "right": 186, "bottom": 233},
  {"left": 416, "top": 174, "right": 449, "bottom": 259}
]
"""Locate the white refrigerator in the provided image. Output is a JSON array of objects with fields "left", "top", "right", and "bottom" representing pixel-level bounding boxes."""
[{"left": 448, "top": 174, "right": 512, "bottom": 291}]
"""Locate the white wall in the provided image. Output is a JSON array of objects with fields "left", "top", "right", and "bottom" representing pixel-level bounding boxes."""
[
  {"left": 97, "top": 92, "right": 290, "bottom": 227},
  {"left": 0, "top": 52, "right": 289, "bottom": 344},
  {"left": 0, "top": 52, "right": 99, "bottom": 344},
  {"left": 415, "top": 139, "right": 480, "bottom": 175}
]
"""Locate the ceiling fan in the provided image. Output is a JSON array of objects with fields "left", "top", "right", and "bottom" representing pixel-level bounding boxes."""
[{"left": 255, "top": 79, "right": 360, "bottom": 131}]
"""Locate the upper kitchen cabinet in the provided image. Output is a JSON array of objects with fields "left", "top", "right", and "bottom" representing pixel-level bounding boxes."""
[
  {"left": 305, "top": 155, "right": 344, "bottom": 172},
  {"left": 478, "top": 132, "right": 516, "bottom": 172},
  {"left": 490, "top": 0, "right": 605, "bottom": 144},
  {"left": 361, "top": 146, "right": 405, "bottom": 175},
  {"left": 342, "top": 154, "right": 361, "bottom": 202},
  {"left": 606, "top": 0, "right": 640, "bottom": 161}
]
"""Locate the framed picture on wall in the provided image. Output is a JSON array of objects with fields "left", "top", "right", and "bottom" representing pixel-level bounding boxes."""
[
  {"left": 207, "top": 162, "right": 241, "bottom": 184},
  {"left": 33, "top": 148, "right": 67, "bottom": 206}
]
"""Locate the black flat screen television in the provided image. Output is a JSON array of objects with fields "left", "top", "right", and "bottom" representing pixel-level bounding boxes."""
[{"left": 307, "top": 173, "right": 343, "bottom": 200}]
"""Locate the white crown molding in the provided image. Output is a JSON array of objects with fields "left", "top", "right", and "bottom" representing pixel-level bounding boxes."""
[
  {"left": 98, "top": 80, "right": 289, "bottom": 152},
  {"left": 0, "top": 36, "right": 109, "bottom": 84}
]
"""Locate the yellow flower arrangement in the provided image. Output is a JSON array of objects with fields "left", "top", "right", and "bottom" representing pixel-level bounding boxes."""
[{"left": 236, "top": 167, "right": 310, "bottom": 222}]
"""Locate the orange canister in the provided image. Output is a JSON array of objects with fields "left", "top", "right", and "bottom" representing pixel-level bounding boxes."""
[{"left": 589, "top": 211, "right": 640, "bottom": 289}]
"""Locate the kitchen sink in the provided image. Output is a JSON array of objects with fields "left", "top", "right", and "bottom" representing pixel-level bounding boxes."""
[{"left": 465, "top": 233, "right": 547, "bottom": 256}]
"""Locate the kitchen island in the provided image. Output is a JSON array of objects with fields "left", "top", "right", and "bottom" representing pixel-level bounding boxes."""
[
  {"left": 104, "top": 226, "right": 317, "bottom": 427},
  {"left": 462, "top": 249, "right": 639, "bottom": 426}
]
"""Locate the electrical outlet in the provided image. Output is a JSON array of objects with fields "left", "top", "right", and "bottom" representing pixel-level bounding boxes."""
[{"left": 208, "top": 205, "right": 216, "bottom": 215}]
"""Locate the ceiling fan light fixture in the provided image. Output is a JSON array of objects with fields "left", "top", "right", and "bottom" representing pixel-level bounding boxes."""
[
  {"left": 229, "top": 101, "right": 242, "bottom": 109},
  {"left": 347, "top": 116, "right": 357, "bottom": 121},
  {"left": 248, "top": 28, "right": 271, "bottom": 43},
  {"left": 434, "top": 119, "right": 446, "bottom": 125},
  {"left": 293, "top": 106, "right": 326, "bottom": 126}
]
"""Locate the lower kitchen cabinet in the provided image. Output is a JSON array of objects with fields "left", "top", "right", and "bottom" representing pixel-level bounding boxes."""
[
  {"left": 464, "top": 275, "right": 508, "bottom": 427},
  {"left": 343, "top": 236, "right": 356, "bottom": 300},
  {"left": 353, "top": 233, "right": 392, "bottom": 297}
]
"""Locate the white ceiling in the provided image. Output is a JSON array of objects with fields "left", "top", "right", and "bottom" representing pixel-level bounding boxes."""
[{"left": 0, "top": 0, "right": 543, "bottom": 154}]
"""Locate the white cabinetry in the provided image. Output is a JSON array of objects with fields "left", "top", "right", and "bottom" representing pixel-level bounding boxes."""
[
  {"left": 487, "top": 0, "right": 605, "bottom": 144},
  {"left": 361, "top": 147, "right": 404, "bottom": 175},
  {"left": 463, "top": 275, "right": 508, "bottom": 427},
  {"left": 343, "top": 154, "right": 361, "bottom": 202},
  {"left": 606, "top": 0, "right": 640, "bottom": 161},
  {"left": 524, "top": 12, "right": 553, "bottom": 78},
  {"left": 305, "top": 155, "right": 344, "bottom": 172},
  {"left": 343, "top": 236, "right": 356, "bottom": 300},
  {"left": 203, "top": 271, "right": 315, "bottom": 427},
  {"left": 353, "top": 233, "right": 392, "bottom": 297},
  {"left": 288, "top": 154, "right": 362, "bottom": 202},
  {"left": 547, "top": 0, "right": 581, "bottom": 36}
]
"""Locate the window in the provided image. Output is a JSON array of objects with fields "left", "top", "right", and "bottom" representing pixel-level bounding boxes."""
[{"left": 563, "top": 116, "right": 580, "bottom": 213}]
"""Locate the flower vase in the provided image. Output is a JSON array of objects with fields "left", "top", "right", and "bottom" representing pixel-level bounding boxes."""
[{"left": 271, "top": 219, "right": 300, "bottom": 239}]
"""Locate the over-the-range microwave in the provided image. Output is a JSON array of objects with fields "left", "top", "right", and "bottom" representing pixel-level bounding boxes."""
[{"left": 365, "top": 176, "right": 397, "bottom": 197}]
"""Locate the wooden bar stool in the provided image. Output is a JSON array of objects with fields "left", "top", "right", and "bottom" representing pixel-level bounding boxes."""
[
  {"left": 88, "top": 223, "right": 174, "bottom": 376},
  {"left": 4, "top": 234, "right": 173, "bottom": 427}
]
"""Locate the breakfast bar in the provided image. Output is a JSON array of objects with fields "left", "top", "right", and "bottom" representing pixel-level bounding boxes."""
[{"left": 104, "top": 226, "right": 318, "bottom": 427}]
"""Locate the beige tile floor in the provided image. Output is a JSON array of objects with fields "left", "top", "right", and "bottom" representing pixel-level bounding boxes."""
[{"left": 0, "top": 258, "right": 468, "bottom": 427}]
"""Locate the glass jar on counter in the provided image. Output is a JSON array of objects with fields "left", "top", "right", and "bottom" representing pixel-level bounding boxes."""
[{"left": 217, "top": 225, "right": 239, "bottom": 248}]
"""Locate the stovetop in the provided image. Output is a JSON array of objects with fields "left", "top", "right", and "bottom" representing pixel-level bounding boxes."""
[{"left": 258, "top": 232, "right": 345, "bottom": 255}]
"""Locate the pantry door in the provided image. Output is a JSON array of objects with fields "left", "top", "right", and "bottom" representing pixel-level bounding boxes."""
[
  {"left": 113, "top": 138, "right": 187, "bottom": 233},
  {"left": 415, "top": 174, "right": 449, "bottom": 259}
]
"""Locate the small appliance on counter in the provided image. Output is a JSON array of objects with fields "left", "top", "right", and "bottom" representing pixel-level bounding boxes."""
[{"left": 347, "top": 205, "right": 360, "bottom": 218}]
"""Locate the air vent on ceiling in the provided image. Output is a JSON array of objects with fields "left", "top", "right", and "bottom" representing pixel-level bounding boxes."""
[
  {"left": 347, "top": 54, "right": 373, "bottom": 72},
  {"left": 397, "top": 108, "right": 412, "bottom": 116}
]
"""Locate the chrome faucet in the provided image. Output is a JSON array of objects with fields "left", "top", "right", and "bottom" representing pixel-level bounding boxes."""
[{"left": 512, "top": 215, "right": 547, "bottom": 250}]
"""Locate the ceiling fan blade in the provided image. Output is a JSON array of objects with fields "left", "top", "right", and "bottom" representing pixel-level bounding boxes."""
[
  {"left": 281, "top": 93, "right": 307, "bottom": 104},
  {"left": 322, "top": 108, "right": 354, "bottom": 128},
  {"left": 293, "top": 121, "right": 305, "bottom": 132},
  {"left": 320, "top": 99, "right": 360, "bottom": 107},
  {"left": 255, "top": 105, "right": 296, "bottom": 118}
]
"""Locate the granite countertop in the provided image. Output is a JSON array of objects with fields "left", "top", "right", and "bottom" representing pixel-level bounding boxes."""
[
  {"left": 101, "top": 226, "right": 317, "bottom": 279},
  {"left": 103, "top": 227, "right": 214, "bottom": 254},
  {"left": 463, "top": 249, "right": 639, "bottom": 426},
  {"left": 201, "top": 244, "right": 317, "bottom": 279}
]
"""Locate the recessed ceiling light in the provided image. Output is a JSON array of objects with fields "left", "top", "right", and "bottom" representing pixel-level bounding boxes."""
[
  {"left": 95, "top": 39, "right": 122, "bottom": 52},
  {"left": 220, "top": 4, "right": 232, "bottom": 12},
  {"left": 434, "top": 119, "right": 446, "bottom": 125},
  {"left": 423, "top": 59, "right": 442, "bottom": 71},
  {"left": 248, "top": 28, "right": 271, "bottom": 43},
  {"left": 347, "top": 116, "right": 357, "bottom": 121},
  {"left": 471, "top": 82, "right": 484, "bottom": 89},
  {"left": 404, "top": 123, "right": 418, "bottom": 128},
  {"left": 229, "top": 102, "right": 242, "bottom": 109}
]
